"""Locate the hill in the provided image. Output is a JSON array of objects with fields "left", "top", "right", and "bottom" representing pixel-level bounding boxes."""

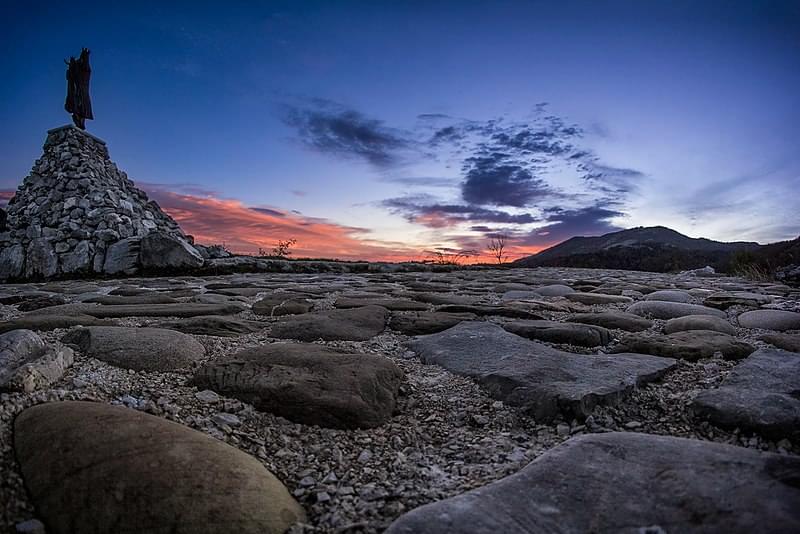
[{"left": 513, "top": 226, "right": 762, "bottom": 273}]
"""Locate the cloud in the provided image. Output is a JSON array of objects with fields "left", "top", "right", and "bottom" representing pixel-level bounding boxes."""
[
  {"left": 378, "top": 175, "right": 458, "bottom": 188},
  {"left": 142, "top": 184, "right": 421, "bottom": 261},
  {"left": 461, "top": 153, "right": 554, "bottom": 207},
  {"left": 281, "top": 100, "right": 414, "bottom": 167},
  {"left": 383, "top": 194, "right": 539, "bottom": 228},
  {"left": 0, "top": 189, "right": 14, "bottom": 207}
]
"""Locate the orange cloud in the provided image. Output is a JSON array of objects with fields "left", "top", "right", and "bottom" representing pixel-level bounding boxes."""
[{"left": 143, "top": 186, "right": 425, "bottom": 262}]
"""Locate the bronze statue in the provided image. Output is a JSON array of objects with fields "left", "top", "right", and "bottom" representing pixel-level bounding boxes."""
[{"left": 65, "top": 48, "right": 93, "bottom": 129}]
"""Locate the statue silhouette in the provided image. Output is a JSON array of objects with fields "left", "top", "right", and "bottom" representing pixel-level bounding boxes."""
[{"left": 65, "top": 48, "right": 93, "bottom": 129}]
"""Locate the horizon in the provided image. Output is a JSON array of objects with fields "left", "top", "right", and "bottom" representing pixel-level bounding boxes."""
[{"left": 2, "top": 1, "right": 799, "bottom": 262}]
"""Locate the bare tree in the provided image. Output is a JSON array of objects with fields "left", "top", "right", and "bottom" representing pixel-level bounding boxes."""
[
  {"left": 272, "top": 238, "right": 297, "bottom": 257},
  {"left": 425, "top": 248, "right": 477, "bottom": 265},
  {"left": 487, "top": 235, "right": 507, "bottom": 264}
]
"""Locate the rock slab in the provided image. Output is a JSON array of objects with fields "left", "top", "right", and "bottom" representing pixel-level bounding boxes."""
[
  {"left": 385, "top": 432, "right": 800, "bottom": 534},
  {"left": 193, "top": 343, "right": 403, "bottom": 429},
  {"left": 14, "top": 401, "right": 305, "bottom": 534},
  {"left": 409, "top": 322, "right": 676, "bottom": 422},
  {"left": 270, "top": 305, "right": 389, "bottom": 341}
]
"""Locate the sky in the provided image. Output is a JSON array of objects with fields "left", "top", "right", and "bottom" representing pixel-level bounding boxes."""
[{"left": 1, "top": 0, "right": 798, "bottom": 262}]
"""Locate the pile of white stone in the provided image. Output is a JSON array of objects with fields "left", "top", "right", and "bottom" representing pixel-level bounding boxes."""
[{"left": 0, "top": 125, "right": 204, "bottom": 280}]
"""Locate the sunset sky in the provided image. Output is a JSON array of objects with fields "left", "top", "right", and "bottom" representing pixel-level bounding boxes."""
[{"left": 2, "top": 1, "right": 798, "bottom": 262}]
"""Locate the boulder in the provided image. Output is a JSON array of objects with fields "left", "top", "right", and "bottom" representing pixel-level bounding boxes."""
[
  {"left": 157, "top": 316, "right": 264, "bottom": 337},
  {"left": 503, "top": 320, "right": 612, "bottom": 347},
  {"left": 612, "top": 330, "right": 755, "bottom": 361},
  {"left": 436, "top": 304, "right": 543, "bottom": 319},
  {"left": 704, "top": 291, "right": 773, "bottom": 310},
  {"left": 567, "top": 311, "right": 652, "bottom": 332},
  {"left": 0, "top": 244, "right": 25, "bottom": 279},
  {"left": 565, "top": 292, "right": 633, "bottom": 305},
  {"left": 737, "top": 309, "right": 800, "bottom": 331},
  {"left": 252, "top": 294, "right": 313, "bottom": 316},
  {"left": 28, "top": 302, "right": 245, "bottom": 318},
  {"left": 62, "top": 326, "right": 205, "bottom": 371},
  {"left": 139, "top": 232, "right": 204, "bottom": 271},
  {"left": 193, "top": 343, "right": 403, "bottom": 429},
  {"left": 24, "top": 238, "right": 58, "bottom": 279},
  {"left": 409, "top": 322, "right": 676, "bottom": 423},
  {"left": 532, "top": 284, "right": 575, "bottom": 297},
  {"left": 84, "top": 294, "right": 179, "bottom": 305},
  {"left": 389, "top": 311, "right": 477, "bottom": 335},
  {"left": 270, "top": 305, "right": 389, "bottom": 341},
  {"left": 14, "top": 401, "right": 305, "bottom": 534},
  {"left": 60, "top": 240, "right": 92, "bottom": 274},
  {"left": 0, "top": 330, "right": 73, "bottom": 392},
  {"left": 335, "top": 297, "right": 428, "bottom": 311},
  {"left": 103, "top": 237, "right": 140, "bottom": 275},
  {"left": 692, "top": 348, "right": 800, "bottom": 439},
  {"left": 385, "top": 432, "right": 800, "bottom": 534},
  {"left": 663, "top": 314, "right": 736, "bottom": 335},
  {"left": 0, "top": 314, "right": 110, "bottom": 334},
  {"left": 644, "top": 289, "right": 692, "bottom": 303},
  {"left": 627, "top": 301, "right": 726, "bottom": 320},
  {"left": 760, "top": 333, "right": 800, "bottom": 353}
]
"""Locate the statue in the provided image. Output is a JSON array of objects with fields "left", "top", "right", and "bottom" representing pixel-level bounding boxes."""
[{"left": 64, "top": 48, "right": 93, "bottom": 129}]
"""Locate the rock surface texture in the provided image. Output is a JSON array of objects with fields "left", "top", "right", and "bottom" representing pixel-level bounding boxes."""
[
  {"left": 0, "top": 125, "right": 203, "bottom": 280},
  {"left": 385, "top": 432, "right": 800, "bottom": 534},
  {"left": 14, "top": 401, "right": 305, "bottom": 534}
]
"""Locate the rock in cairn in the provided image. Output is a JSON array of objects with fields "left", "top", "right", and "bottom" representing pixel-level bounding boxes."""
[{"left": 0, "top": 125, "right": 203, "bottom": 280}]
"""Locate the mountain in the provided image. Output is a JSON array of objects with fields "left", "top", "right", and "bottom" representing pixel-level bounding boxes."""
[{"left": 513, "top": 226, "right": 762, "bottom": 273}]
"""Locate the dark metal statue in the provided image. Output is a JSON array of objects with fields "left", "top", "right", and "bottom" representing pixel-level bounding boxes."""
[{"left": 64, "top": 48, "right": 93, "bottom": 129}]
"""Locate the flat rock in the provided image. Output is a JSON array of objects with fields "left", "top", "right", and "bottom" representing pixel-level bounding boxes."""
[
  {"left": 409, "top": 322, "right": 676, "bottom": 423},
  {"left": 16, "top": 294, "right": 69, "bottom": 312},
  {"left": 760, "top": 333, "right": 800, "bottom": 353},
  {"left": 613, "top": 330, "right": 754, "bottom": 361},
  {"left": 404, "top": 292, "right": 479, "bottom": 306},
  {"left": 503, "top": 320, "right": 612, "bottom": 347},
  {"left": 252, "top": 294, "right": 313, "bottom": 316},
  {"left": 627, "top": 301, "right": 726, "bottom": 320},
  {"left": 270, "top": 305, "right": 389, "bottom": 341},
  {"left": 663, "top": 314, "right": 736, "bottom": 335},
  {"left": 385, "top": 432, "right": 800, "bottom": 534},
  {"left": 335, "top": 297, "right": 428, "bottom": 311},
  {"left": 532, "top": 284, "right": 575, "bottom": 297},
  {"left": 193, "top": 343, "right": 403, "bottom": 429},
  {"left": 567, "top": 311, "right": 652, "bottom": 332},
  {"left": 84, "top": 294, "right": 179, "bottom": 305},
  {"left": 737, "top": 309, "right": 800, "bottom": 331},
  {"left": 389, "top": 311, "right": 477, "bottom": 335},
  {"left": 500, "top": 290, "right": 542, "bottom": 301},
  {"left": 693, "top": 349, "right": 800, "bottom": 439},
  {"left": 62, "top": 326, "right": 206, "bottom": 371},
  {"left": 704, "top": 291, "right": 773, "bottom": 310},
  {"left": 644, "top": 289, "right": 693, "bottom": 303},
  {"left": 14, "top": 401, "right": 304, "bottom": 534},
  {"left": 27, "top": 302, "right": 245, "bottom": 318},
  {"left": 0, "top": 314, "right": 111, "bottom": 334},
  {"left": 565, "top": 292, "right": 633, "bottom": 305},
  {"left": 0, "top": 330, "right": 73, "bottom": 392},
  {"left": 436, "top": 304, "right": 543, "bottom": 319},
  {"left": 156, "top": 316, "right": 265, "bottom": 337}
]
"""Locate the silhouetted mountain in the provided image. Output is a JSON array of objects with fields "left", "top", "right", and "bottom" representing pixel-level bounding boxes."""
[{"left": 513, "top": 226, "right": 762, "bottom": 273}]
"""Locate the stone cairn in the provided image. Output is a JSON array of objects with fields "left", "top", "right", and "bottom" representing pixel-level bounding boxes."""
[{"left": 0, "top": 125, "right": 204, "bottom": 280}]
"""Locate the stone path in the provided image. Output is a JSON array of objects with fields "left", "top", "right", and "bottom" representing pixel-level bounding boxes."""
[{"left": 0, "top": 266, "right": 798, "bottom": 532}]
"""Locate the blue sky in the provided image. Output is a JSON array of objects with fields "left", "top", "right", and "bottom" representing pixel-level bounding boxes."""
[{"left": 2, "top": 0, "right": 798, "bottom": 259}]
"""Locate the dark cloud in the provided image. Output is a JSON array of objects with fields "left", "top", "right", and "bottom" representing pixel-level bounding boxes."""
[
  {"left": 378, "top": 175, "right": 458, "bottom": 188},
  {"left": 282, "top": 102, "right": 412, "bottom": 167},
  {"left": 383, "top": 194, "right": 538, "bottom": 228},
  {"left": 461, "top": 153, "right": 554, "bottom": 207},
  {"left": 250, "top": 207, "right": 287, "bottom": 217},
  {"left": 518, "top": 205, "right": 624, "bottom": 246}
]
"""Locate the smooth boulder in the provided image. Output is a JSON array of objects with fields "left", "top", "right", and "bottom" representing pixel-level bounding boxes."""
[
  {"left": 644, "top": 289, "right": 693, "bottom": 303},
  {"left": 663, "top": 314, "right": 736, "bottom": 335},
  {"left": 139, "top": 232, "right": 204, "bottom": 270},
  {"left": 63, "top": 326, "right": 205, "bottom": 371},
  {"left": 389, "top": 311, "right": 476, "bottom": 335},
  {"left": 704, "top": 291, "right": 773, "bottom": 310},
  {"left": 692, "top": 349, "right": 800, "bottom": 439},
  {"left": 14, "top": 401, "right": 305, "bottom": 534},
  {"left": 252, "top": 294, "right": 313, "bottom": 316},
  {"left": 409, "top": 322, "right": 676, "bottom": 423},
  {"left": 503, "top": 320, "right": 612, "bottom": 347},
  {"left": 156, "top": 316, "right": 265, "bottom": 337},
  {"left": 385, "top": 432, "right": 800, "bottom": 534},
  {"left": 627, "top": 301, "right": 726, "bottom": 320},
  {"left": 612, "top": 330, "right": 754, "bottom": 361},
  {"left": 567, "top": 311, "right": 652, "bottom": 332},
  {"left": 193, "top": 343, "right": 403, "bottom": 429},
  {"left": 737, "top": 309, "right": 800, "bottom": 331},
  {"left": 0, "top": 330, "right": 74, "bottom": 392}
]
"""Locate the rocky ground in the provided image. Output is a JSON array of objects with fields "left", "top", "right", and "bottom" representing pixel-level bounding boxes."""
[{"left": 1, "top": 266, "right": 799, "bottom": 533}]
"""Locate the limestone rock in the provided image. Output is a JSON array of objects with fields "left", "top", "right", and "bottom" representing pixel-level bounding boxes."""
[
  {"left": 0, "top": 244, "right": 25, "bottom": 279},
  {"left": 385, "top": 432, "right": 800, "bottom": 534},
  {"left": 157, "top": 316, "right": 265, "bottom": 337},
  {"left": 139, "top": 232, "right": 204, "bottom": 271},
  {"left": 14, "top": 401, "right": 305, "bottom": 534},
  {"left": 389, "top": 311, "right": 476, "bottom": 335},
  {"left": 503, "top": 320, "right": 612, "bottom": 347},
  {"left": 103, "top": 237, "right": 140, "bottom": 274},
  {"left": 692, "top": 348, "right": 800, "bottom": 439},
  {"left": 0, "top": 330, "right": 73, "bottom": 392},
  {"left": 24, "top": 238, "right": 58, "bottom": 279},
  {"left": 643, "top": 289, "right": 692, "bottom": 303},
  {"left": 270, "top": 305, "right": 389, "bottom": 341},
  {"left": 737, "top": 309, "right": 800, "bottom": 331},
  {"left": 567, "top": 311, "right": 652, "bottom": 332},
  {"left": 760, "top": 333, "right": 800, "bottom": 352},
  {"left": 565, "top": 292, "right": 633, "bottom": 305},
  {"left": 409, "top": 322, "right": 676, "bottom": 423},
  {"left": 612, "top": 330, "right": 755, "bottom": 361},
  {"left": 252, "top": 294, "right": 313, "bottom": 316},
  {"left": 704, "top": 291, "right": 773, "bottom": 309},
  {"left": 627, "top": 301, "right": 726, "bottom": 320},
  {"left": 62, "top": 326, "right": 205, "bottom": 371},
  {"left": 0, "top": 314, "right": 110, "bottom": 334},
  {"left": 335, "top": 297, "right": 428, "bottom": 311},
  {"left": 663, "top": 314, "right": 736, "bottom": 335},
  {"left": 28, "top": 302, "right": 245, "bottom": 318},
  {"left": 193, "top": 343, "right": 404, "bottom": 429}
]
